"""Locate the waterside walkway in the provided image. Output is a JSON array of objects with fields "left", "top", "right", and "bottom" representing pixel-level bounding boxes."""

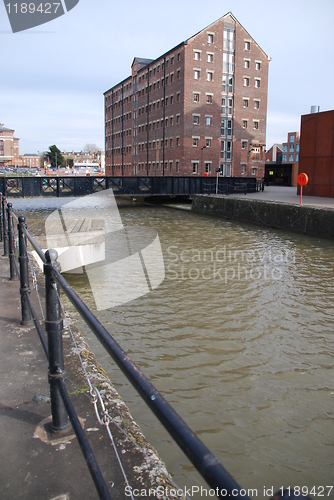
[
  {"left": 228, "top": 185, "right": 334, "bottom": 209},
  {"left": 0, "top": 254, "right": 179, "bottom": 500}
]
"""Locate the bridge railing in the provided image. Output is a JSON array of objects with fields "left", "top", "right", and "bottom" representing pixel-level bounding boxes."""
[
  {"left": 0, "top": 175, "right": 257, "bottom": 198},
  {"left": 1, "top": 193, "right": 251, "bottom": 500}
]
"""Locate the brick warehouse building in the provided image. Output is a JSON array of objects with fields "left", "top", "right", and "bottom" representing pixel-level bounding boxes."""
[{"left": 104, "top": 12, "right": 270, "bottom": 178}]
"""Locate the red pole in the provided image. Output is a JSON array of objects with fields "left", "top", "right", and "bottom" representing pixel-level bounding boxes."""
[{"left": 300, "top": 185, "right": 303, "bottom": 205}]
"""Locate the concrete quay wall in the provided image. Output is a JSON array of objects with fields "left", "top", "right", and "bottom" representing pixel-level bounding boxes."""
[{"left": 192, "top": 194, "right": 334, "bottom": 239}]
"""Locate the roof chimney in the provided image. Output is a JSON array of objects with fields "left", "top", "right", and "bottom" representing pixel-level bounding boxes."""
[{"left": 310, "top": 105, "right": 320, "bottom": 114}]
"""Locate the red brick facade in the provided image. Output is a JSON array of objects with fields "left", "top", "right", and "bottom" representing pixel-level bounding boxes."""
[
  {"left": 298, "top": 110, "right": 334, "bottom": 197},
  {"left": 104, "top": 12, "right": 269, "bottom": 179}
]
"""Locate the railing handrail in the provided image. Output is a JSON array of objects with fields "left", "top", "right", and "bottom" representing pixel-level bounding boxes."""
[
  {"left": 50, "top": 265, "right": 244, "bottom": 497},
  {"left": 0, "top": 175, "right": 257, "bottom": 199},
  {"left": 2, "top": 200, "right": 251, "bottom": 500}
]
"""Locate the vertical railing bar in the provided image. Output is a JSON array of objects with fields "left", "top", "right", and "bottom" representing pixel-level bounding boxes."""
[
  {"left": 18, "top": 215, "right": 32, "bottom": 324},
  {"left": 0, "top": 192, "right": 3, "bottom": 242},
  {"left": 44, "top": 248, "right": 70, "bottom": 434},
  {"left": 2, "top": 195, "right": 8, "bottom": 256},
  {"left": 56, "top": 378, "right": 112, "bottom": 500},
  {"left": 24, "top": 292, "right": 48, "bottom": 357},
  {"left": 7, "top": 203, "right": 18, "bottom": 280}
]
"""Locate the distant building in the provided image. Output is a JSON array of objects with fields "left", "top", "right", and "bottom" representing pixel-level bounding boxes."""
[
  {"left": 282, "top": 131, "right": 300, "bottom": 186},
  {"left": 0, "top": 123, "right": 20, "bottom": 167},
  {"left": 104, "top": 12, "right": 270, "bottom": 179},
  {"left": 299, "top": 108, "right": 334, "bottom": 197},
  {"left": 62, "top": 150, "right": 105, "bottom": 171},
  {"left": 265, "top": 143, "right": 282, "bottom": 163},
  {"left": 20, "top": 154, "right": 41, "bottom": 168},
  {"left": 265, "top": 133, "right": 300, "bottom": 187}
]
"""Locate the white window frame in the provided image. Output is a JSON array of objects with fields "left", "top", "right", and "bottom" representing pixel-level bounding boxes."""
[
  {"left": 206, "top": 71, "right": 213, "bottom": 82},
  {"left": 192, "top": 161, "right": 199, "bottom": 174},
  {"left": 221, "top": 163, "right": 231, "bottom": 177},
  {"left": 205, "top": 116, "right": 212, "bottom": 126},
  {"left": 205, "top": 162, "right": 211, "bottom": 174},
  {"left": 207, "top": 33, "right": 214, "bottom": 44}
]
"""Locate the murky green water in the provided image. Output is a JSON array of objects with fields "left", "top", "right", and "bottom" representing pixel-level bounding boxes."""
[{"left": 13, "top": 198, "right": 334, "bottom": 499}]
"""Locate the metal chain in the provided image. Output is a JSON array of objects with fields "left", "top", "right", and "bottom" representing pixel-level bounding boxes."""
[
  {"left": 55, "top": 290, "right": 134, "bottom": 499},
  {"left": 56, "top": 290, "right": 189, "bottom": 500},
  {"left": 27, "top": 253, "right": 45, "bottom": 322}
]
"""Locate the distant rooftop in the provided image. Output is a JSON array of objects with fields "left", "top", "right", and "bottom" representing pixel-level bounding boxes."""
[
  {"left": 132, "top": 57, "right": 154, "bottom": 68},
  {"left": 0, "top": 123, "right": 14, "bottom": 132}
]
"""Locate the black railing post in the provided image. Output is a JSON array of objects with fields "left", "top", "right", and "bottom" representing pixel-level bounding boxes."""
[
  {"left": 0, "top": 193, "right": 3, "bottom": 243},
  {"left": 18, "top": 216, "right": 32, "bottom": 324},
  {"left": 7, "top": 203, "right": 18, "bottom": 280},
  {"left": 44, "top": 249, "right": 70, "bottom": 433},
  {"left": 2, "top": 195, "right": 8, "bottom": 256}
]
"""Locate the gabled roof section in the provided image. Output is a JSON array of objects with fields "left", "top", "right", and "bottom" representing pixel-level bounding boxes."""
[
  {"left": 131, "top": 57, "right": 154, "bottom": 69},
  {"left": 0, "top": 123, "right": 14, "bottom": 132},
  {"left": 186, "top": 11, "right": 269, "bottom": 58}
]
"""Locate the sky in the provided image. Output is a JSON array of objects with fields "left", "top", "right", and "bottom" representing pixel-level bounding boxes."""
[{"left": 0, "top": 0, "right": 333, "bottom": 155}]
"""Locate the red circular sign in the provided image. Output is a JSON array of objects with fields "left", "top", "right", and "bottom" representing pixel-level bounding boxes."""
[{"left": 297, "top": 173, "right": 308, "bottom": 186}]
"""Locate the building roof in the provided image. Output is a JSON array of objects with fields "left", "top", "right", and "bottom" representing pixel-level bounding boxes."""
[
  {"left": 186, "top": 11, "right": 269, "bottom": 58},
  {"left": 269, "top": 143, "right": 283, "bottom": 150},
  {"left": 104, "top": 11, "right": 269, "bottom": 95},
  {"left": 131, "top": 57, "right": 154, "bottom": 68},
  {"left": 0, "top": 124, "right": 14, "bottom": 132}
]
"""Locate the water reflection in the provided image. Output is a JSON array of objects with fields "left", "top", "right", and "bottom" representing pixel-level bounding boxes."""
[{"left": 17, "top": 201, "right": 334, "bottom": 498}]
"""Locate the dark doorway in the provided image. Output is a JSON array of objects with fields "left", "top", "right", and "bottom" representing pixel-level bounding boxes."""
[{"left": 265, "top": 164, "right": 292, "bottom": 186}]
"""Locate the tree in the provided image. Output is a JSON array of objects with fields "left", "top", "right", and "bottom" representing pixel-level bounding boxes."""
[
  {"left": 44, "top": 145, "right": 65, "bottom": 168},
  {"left": 83, "top": 143, "right": 100, "bottom": 153}
]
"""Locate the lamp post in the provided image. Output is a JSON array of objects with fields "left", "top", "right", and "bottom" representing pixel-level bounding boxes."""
[
  {"left": 201, "top": 145, "right": 206, "bottom": 176},
  {"left": 215, "top": 168, "right": 220, "bottom": 194}
]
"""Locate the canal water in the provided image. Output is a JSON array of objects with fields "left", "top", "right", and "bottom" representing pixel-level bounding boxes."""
[{"left": 11, "top": 197, "right": 334, "bottom": 499}]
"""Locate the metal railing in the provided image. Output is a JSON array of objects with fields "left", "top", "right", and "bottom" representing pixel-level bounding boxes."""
[
  {"left": 0, "top": 175, "right": 257, "bottom": 198},
  {"left": 1, "top": 193, "right": 251, "bottom": 500}
]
